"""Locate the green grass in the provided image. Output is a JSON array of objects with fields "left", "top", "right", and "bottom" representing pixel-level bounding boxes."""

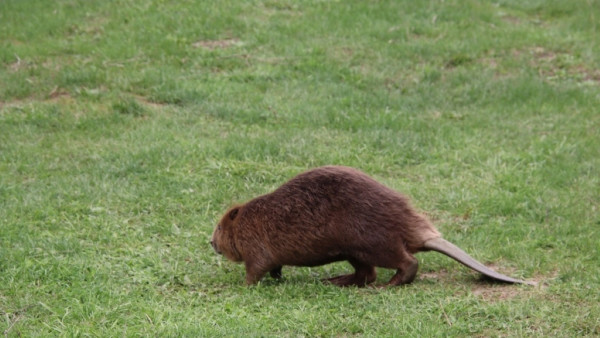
[{"left": 1, "top": 0, "right": 599, "bottom": 335}]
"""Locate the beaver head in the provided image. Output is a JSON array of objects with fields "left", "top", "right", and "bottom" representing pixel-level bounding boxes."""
[{"left": 211, "top": 206, "right": 243, "bottom": 262}]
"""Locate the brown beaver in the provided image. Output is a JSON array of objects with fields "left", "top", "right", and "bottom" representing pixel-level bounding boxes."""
[{"left": 211, "top": 166, "right": 535, "bottom": 286}]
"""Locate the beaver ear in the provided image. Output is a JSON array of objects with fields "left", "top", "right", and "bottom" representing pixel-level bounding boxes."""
[{"left": 228, "top": 207, "right": 239, "bottom": 220}]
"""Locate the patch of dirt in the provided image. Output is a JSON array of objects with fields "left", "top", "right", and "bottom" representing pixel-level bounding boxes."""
[
  {"left": 479, "top": 57, "right": 498, "bottom": 69},
  {"left": 526, "top": 47, "right": 598, "bottom": 85},
  {"left": 0, "top": 100, "right": 25, "bottom": 110},
  {"left": 471, "top": 267, "right": 552, "bottom": 302},
  {"left": 480, "top": 47, "right": 599, "bottom": 85},
  {"left": 574, "top": 65, "right": 600, "bottom": 83},
  {"left": 418, "top": 269, "right": 450, "bottom": 281},
  {"left": 531, "top": 46, "right": 557, "bottom": 60},
  {"left": 48, "top": 86, "right": 71, "bottom": 100},
  {"left": 471, "top": 284, "right": 522, "bottom": 302},
  {"left": 192, "top": 38, "right": 240, "bottom": 50},
  {"left": 528, "top": 269, "right": 558, "bottom": 287},
  {"left": 9, "top": 58, "right": 26, "bottom": 72},
  {"left": 130, "top": 94, "right": 167, "bottom": 109},
  {"left": 500, "top": 15, "right": 522, "bottom": 25}
]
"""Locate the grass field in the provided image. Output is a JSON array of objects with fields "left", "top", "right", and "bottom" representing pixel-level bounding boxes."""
[{"left": 1, "top": 0, "right": 599, "bottom": 336}]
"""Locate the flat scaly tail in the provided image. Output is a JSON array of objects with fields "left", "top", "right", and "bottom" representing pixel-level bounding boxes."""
[{"left": 423, "top": 237, "right": 536, "bottom": 285}]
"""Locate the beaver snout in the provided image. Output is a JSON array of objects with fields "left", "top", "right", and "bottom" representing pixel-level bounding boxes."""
[{"left": 210, "top": 240, "right": 221, "bottom": 254}]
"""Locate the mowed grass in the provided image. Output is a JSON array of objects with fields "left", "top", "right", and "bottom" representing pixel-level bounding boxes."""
[{"left": 1, "top": 0, "right": 599, "bottom": 335}]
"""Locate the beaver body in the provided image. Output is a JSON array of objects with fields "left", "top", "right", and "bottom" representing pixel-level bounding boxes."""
[{"left": 211, "top": 166, "right": 533, "bottom": 286}]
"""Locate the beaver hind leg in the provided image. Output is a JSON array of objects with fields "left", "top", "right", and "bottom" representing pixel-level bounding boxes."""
[
  {"left": 325, "top": 260, "right": 376, "bottom": 287},
  {"left": 269, "top": 266, "right": 283, "bottom": 279},
  {"left": 384, "top": 254, "right": 418, "bottom": 286}
]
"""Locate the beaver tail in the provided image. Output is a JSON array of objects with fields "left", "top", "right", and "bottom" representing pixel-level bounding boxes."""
[{"left": 423, "top": 237, "right": 536, "bottom": 285}]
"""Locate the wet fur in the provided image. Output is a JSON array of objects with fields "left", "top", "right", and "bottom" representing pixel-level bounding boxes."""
[{"left": 211, "top": 166, "right": 524, "bottom": 286}]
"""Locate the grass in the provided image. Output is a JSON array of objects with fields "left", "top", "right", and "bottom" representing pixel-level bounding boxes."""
[{"left": 1, "top": 0, "right": 599, "bottom": 335}]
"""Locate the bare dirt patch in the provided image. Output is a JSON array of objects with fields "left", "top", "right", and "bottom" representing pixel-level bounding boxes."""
[
  {"left": 130, "top": 94, "right": 167, "bottom": 109},
  {"left": 48, "top": 86, "right": 71, "bottom": 100},
  {"left": 471, "top": 267, "right": 551, "bottom": 302},
  {"left": 192, "top": 38, "right": 240, "bottom": 50},
  {"left": 528, "top": 47, "right": 599, "bottom": 85},
  {"left": 480, "top": 47, "right": 599, "bottom": 85},
  {"left": 9, "top": 58, "right": 26, "bottom": 72},
  {"left": 419, "top": 269, "right": 450, "bottom": 281},
  {"left": 472, "top": 284, "right": 522, "bottom": 302},
  {"left": 500, "top": 15, "right": 522, "bottom": 25}
]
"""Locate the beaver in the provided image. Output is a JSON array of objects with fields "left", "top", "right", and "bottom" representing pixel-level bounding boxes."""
[{"left": 211, "top": 166, "right": 535, "bottom": 286}]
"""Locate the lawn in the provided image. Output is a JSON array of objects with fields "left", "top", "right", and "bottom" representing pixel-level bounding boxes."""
[{"left": 1, "top": 0, "right": 599, "bottom": 336}]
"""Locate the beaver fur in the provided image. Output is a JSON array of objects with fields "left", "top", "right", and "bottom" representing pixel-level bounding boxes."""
[{"left": 211, "top": 166, "right": 533, "bottom": 286}]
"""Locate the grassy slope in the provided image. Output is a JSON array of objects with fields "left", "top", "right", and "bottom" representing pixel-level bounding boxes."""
[{"left": 1, "top": 0, "right": 599, "bottom": 335}]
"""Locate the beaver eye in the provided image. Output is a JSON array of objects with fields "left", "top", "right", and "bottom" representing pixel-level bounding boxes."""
[{"left": 218, "top": 226, "right": 222, "bottom": 231}]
